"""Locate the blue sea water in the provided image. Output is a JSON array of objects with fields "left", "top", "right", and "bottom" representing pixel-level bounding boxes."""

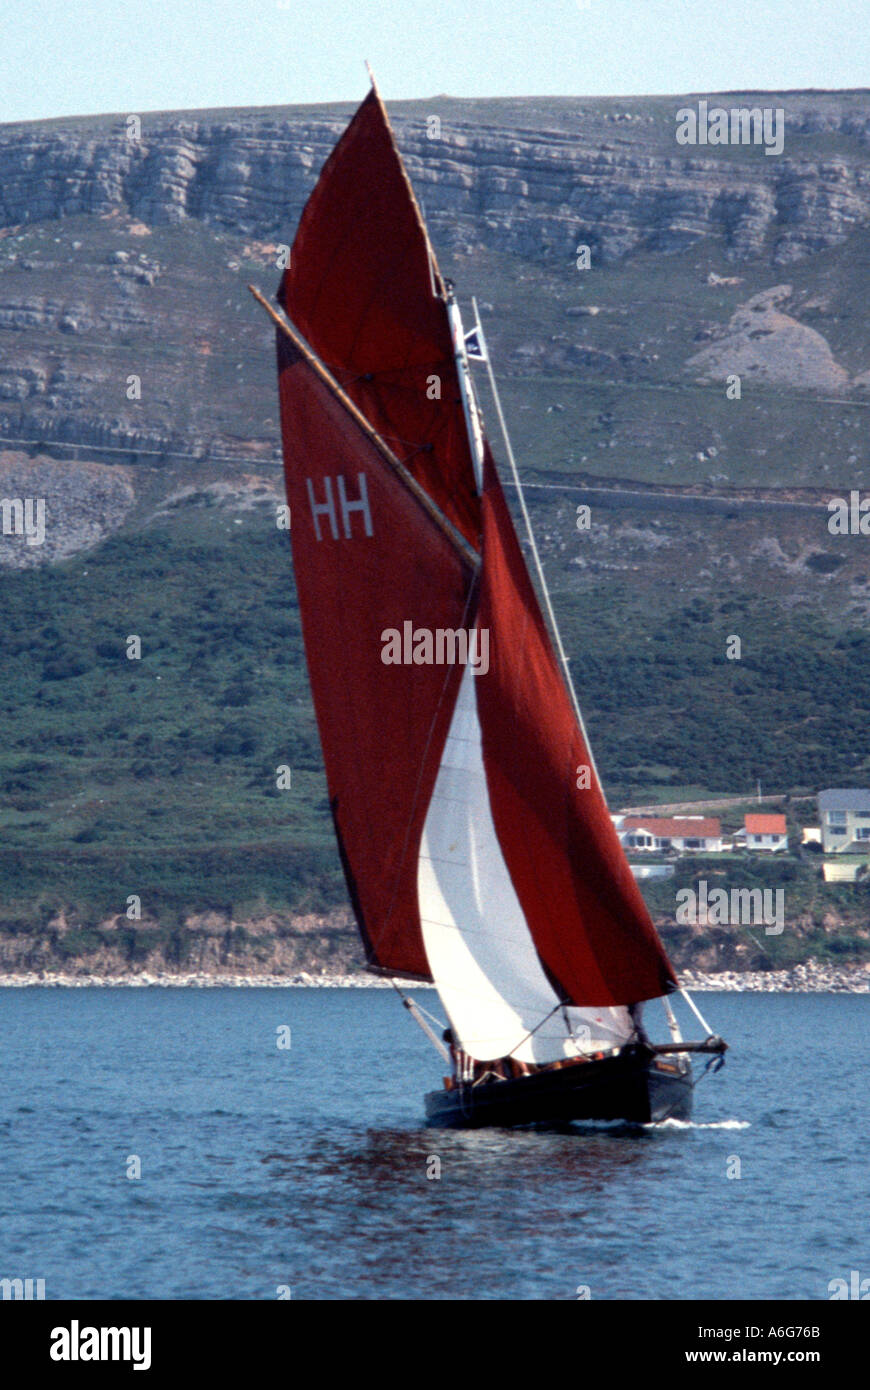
[{"left": 0, "top": 987, "right": 866, "bottom": 1300}]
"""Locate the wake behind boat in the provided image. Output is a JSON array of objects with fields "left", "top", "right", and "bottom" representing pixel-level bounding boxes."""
[{"left": 251, "top": 72, "right": 727, "bottom": 1129}]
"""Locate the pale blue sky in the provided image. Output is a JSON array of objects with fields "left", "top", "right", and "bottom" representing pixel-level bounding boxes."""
[{"left": 2, "top": 0, "right": 867, "bottom": 124}]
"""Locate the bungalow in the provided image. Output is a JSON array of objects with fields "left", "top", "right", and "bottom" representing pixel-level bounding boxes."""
[
  {"left": 616, "top": 815, "right": 723, "bottom": 854},
  {"left": 817, "top": 789, "right": 870, "bottom": 854},
  {"left": 734, "top": 813, "right": 788, "bottom": 853}
]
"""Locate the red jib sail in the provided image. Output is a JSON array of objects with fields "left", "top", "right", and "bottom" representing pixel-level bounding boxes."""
[
  {"left": 278, "top": 89, "right": 481, "bottom": 549},
  {"left": 474, "top": 445, "right": 678, "bottom": 1006},
  {"left": 275, "top": 330, "right": 476, "bottom": 977}
]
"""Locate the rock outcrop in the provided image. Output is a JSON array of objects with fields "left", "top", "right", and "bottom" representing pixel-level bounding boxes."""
[
  {"left": 0, "top": 90, "right": 868, "bottom": 467},
  {"left": 0, "top": 451, "right": 134, "bottom": 566},
  {"left": 686, "top": 284, "right": 851, "bottom": 390},
  {"left": 1, "top": 91, "right": 869, "bottom": 267}
]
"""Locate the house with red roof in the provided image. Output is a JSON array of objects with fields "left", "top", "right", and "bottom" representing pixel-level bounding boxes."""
[
  {"left": 734, "top": 813, "right": 788, "bottom": 853},
  {"left": 615, "top": 815, "right": 723, "bottom": 854}
]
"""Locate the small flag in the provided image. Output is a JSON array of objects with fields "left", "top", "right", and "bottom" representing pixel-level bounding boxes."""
[{"left": 464, "top": 325, "right": 488, "bottom": 362}]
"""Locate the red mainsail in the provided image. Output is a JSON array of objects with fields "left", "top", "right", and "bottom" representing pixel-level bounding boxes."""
[
  {"left": 275, "top": 331, "right": 476, "bottom": 977},
  {"left": 279, "top": 90, "right": 481, "bottom": 548},
  {"left": 475, "top": 446, "right": 678, "bottom": 1006}
]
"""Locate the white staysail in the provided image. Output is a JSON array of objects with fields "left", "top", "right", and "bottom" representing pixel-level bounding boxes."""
[{"left": 418, "top": 656, "right": 634, "bottom": 1063}]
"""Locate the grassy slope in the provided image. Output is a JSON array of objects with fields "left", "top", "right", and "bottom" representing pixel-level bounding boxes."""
[{"left": 0, "top": 501, "right": 341, "bottom": 936}]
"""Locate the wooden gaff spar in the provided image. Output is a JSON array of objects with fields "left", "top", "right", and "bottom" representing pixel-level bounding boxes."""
[{"left": 250, "top": 75, "right": 727, "bottom": 1127}]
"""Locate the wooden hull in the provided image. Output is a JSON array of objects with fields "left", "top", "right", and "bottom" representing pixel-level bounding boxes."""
[{"left": 424, "top": 1045, "right": 693, "bottom": 1129}]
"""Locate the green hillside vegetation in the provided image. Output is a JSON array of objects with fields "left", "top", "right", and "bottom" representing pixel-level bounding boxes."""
[
  {"left": 0, "top": 501, "right": 342, "bottom": 936},
  {"left": 1, "top": 488, "right": 870, "bottom": 959}
]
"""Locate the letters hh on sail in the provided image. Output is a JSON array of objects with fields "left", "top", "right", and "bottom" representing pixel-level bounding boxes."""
[{"left": 306, "top": 472, "right": 373, "bottom": 541}]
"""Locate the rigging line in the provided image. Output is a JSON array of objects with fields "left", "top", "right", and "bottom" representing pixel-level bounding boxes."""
[
  {"left": 413, "top": 999, "right": 448, "bottom": 1031},
  {"left": 389, "top": 977, "right": 450, "bottom": 1062},
  {"left": 353, "top": 432, "right": 446, "bottom": 469},
  {"left": 503, "top": 1001, "right": 565, "bottom": 1059},
  {"left": 471, "top": 294, "right": 605, "bottom": 797},
  {"left": 661, "top": 994, "right": 683, "bottom": 1044},
  {"left": 679, "top": 986, "right": 715, "bottom": 1037}
]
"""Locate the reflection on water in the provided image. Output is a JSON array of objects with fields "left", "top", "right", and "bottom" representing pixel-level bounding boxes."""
[
  {"left": 252, "top": 1116, "right": 740, "bottom": 1297},
  {"left": 263, "top": 1121, "right": 656, "bottom": 1190}
]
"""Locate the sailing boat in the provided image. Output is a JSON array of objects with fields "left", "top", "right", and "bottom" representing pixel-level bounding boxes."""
[{"left": 250, "top": 77, "right": 727, "bottom": 1128}]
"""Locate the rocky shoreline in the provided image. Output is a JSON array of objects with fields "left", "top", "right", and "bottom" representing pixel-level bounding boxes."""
[
  {"left": 0, "top": 969, "right": 397, "bottom": 989},
  {"left": 679, "top": 960, "right": 869, "bottom": 993},
  {"left": 0, "top": 960, "right": 867, "bottom": 991}
]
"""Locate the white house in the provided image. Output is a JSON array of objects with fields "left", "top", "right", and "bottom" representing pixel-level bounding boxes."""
[
  {"left": 733, "top": 814, "right": 788, "bottom": 852},
  {"left": 818, "top": 789, "right": 870, "bottom": 854},
  {"left": 616, "top": 815, "right": 723, "bottom": 854}
]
